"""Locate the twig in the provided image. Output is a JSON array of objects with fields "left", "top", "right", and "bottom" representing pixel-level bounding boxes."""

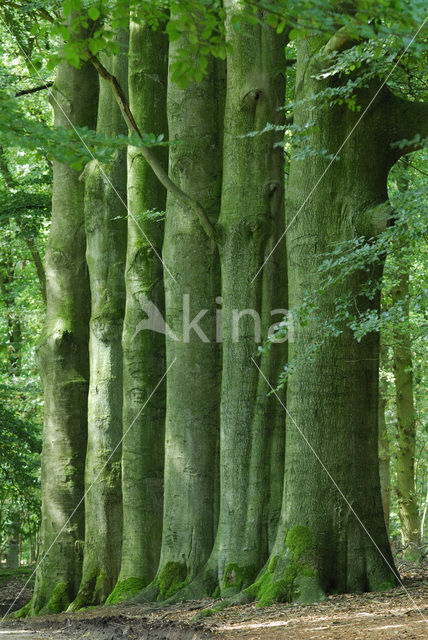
[
  {"left": 87, "top": 51, "right": 219, "bottom": 243},
  {"left": 15, "top": 82, "right": 53, "bottom": 97}
]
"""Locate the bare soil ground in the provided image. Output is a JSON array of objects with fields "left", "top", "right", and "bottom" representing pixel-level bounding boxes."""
[{"left": 0, "top": 568, "right": 426, "bottom": 640}]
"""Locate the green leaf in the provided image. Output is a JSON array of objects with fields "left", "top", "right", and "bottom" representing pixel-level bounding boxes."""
[{"left": 88, "top": 6, "right": 100, "bottom": 21}]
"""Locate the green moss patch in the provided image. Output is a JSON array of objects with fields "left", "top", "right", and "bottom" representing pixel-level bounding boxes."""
[
  {"left": 11, "top": 601, "right": 32, "bottom": 619},
  {"left": 222, "top": 563, "right": 257, "bottom": 595},
  {"left": 37, "top": 582, "right": 70, "bottom": 615},
  {"left": 156, "top": 562, "right": 187, "bottom": 600},
  {"left": 246, "top": 526, "right": 325, "bottom": 607},
  {"left": 106, "top": 577, "right": 146, "bottom": 604}
]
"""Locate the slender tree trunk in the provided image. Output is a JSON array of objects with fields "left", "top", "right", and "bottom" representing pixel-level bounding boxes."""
[
  {"left": 24, "top": 236, "right": 46, "bottom": 304},
  {"left": 69, "top": 32, "right": 128, "bottom": 610},
  {"left": 5, "top": 527, "right": 19, "bottom": 569},
  {"left": 378, "top": 345, "right": 391, "bottom": 534},
  {"left": 0, "top": 147, "right": 46, "bottom": 304},
  {"left": 392, "top": 270, "right": 420, "bottom": 548},
  {"left": 30, "top": 54, "right": 98, "bottom": 616},
  {"left": 107, "top": 21, "right": 168, "bottom": 604},
  {"left": 145, "top": 38, "right": 223, "bottom": 602},
  {"left": 0, "top": 256, "right": 22, "bottom": 374},
  {"left": 246, "top": 36, "right": 426, "bottom": 605},
  {"left": 203, "top": 3, "right": 287, "bottom": 596}
]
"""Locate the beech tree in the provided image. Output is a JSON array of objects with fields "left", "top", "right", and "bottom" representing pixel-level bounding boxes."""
[
  {"left": 110, "top": 21, "right": 168, "bottom": 602},
  {"left": 1, "top": 0, "right": 427, "bottom": 618},
  {"left": 31, "top": 39, "right": 98, "bottom": 615},
  {"left": 69, "top": 29, "right": 128, "bottom": 610}
]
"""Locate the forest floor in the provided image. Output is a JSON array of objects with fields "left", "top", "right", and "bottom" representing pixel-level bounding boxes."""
[{"left": 0, "top": 567, "right": 427, "bottom": 640}]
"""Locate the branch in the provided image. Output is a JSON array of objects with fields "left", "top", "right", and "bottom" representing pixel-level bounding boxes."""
[
  {"left": 391, "top": 97, "right": 428, "bottom": 157},
  {"left": 15, "top": 82, "right": 53, "bottom": 97},
  {"left": 87, "top": 51, "right": 219, "bottom": 243},
  {"left": 24, "top": 237, "right": 46, "bottom": 304},
  {"left": 400, "top": 157, "right": 428, "bottom": 178},
  {"left": 323, "top": 25, "right": 361, "bottom": 55}
]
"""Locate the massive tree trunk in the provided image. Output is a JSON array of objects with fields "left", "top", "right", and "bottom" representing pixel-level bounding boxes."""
[
  {"left": 203, "top": 3, "right": 287, "bottom": 596},
  {"left": 31, "top": 55, "right": 98, "bottom": 616},
  {"left": 146, "top": 38, "right": 223, "bottom": 601},
  {"left": 107, "top": 21, "right": 168, "bottom": 604},
  {"left": 69, "top": 33, "right": 128, "bottom": 610},
  {"left": 392, "top": 269, "right": 420, "bottom": 548},
  {"left": 247, "top": 34, "right": 428, "bottom": 605}
]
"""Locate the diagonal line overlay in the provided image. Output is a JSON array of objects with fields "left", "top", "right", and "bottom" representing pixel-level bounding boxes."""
[
  {"left": 0, "top": 359, "right": 175, "bottom": 622},
  {"left": 0, "top": 16, "right": 176, "bottom": 283},
  {"left": 251, "top": 357, "right": 428, "bottom": 627},
  {"left": 251, "top": 15, "right": 428, "bottom": 283}
]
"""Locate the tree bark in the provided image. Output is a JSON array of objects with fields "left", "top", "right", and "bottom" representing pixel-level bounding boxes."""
[
  {"left": 31, "top": 53, "right": 98, "bottom": 615},
  {"left": 0, "top": 256, "right": 22, "bottom": 374},
  {"left": 24, "top": 236, "right": 47, "bottom": 304},
  {"left": 378, "top": 344, "right": 391, "bottom": 534},
  {"left": 203, "top": 3, "right": 287, "bottom": 596},
  {"left": 69, "top": 31, "right": 128, "bottom": 610},
  {"left": 246, "top": 38, "right": 417, "bottom": 606},
  {"left": 107, "top": 21, "right": 168, "bottom": 604},
  {"left": 144, "top": 37, "right": 223, "bottom": 602},
  {"left": 392, "top": 270, "right": 420, "bottom": 547}
]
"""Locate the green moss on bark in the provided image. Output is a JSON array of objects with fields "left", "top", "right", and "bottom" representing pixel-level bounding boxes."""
[
  {"left": 156, "top": 562, "right": 187, "bottom": 600},
  {"left": 222, "top": 564, "right": 258, "bottom": 595},
  {"left": 34, "top": 583, "right": 70, "bottom": 615},
  {"left": 11, "top": 601, "right": 32, "bottom": 619},
  {"left": 106, "top": 577, "right": 146, "bottom": 604},
  {"left": 246, "top": 526, "right": 325, "bottom": 607}
]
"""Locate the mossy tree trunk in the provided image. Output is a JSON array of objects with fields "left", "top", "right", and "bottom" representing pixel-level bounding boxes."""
[
  {"left": 392, "top": 269, "right": 420, "bottom": 548},
  {"left": 203, "top": 3, "right": 287, "bottom": 596},
  {"left": 32, "top": 55, "right": 98, "bottom": 615},
  {"left": 248, "top": 35, "right": 428, "bottom": 605},
  {"left": 69, "top": 32, "right": 128, "bottom": 610},
  {"left": 149, "top": 39, "right": 223, "bottom": 602},
  {"left": 108, "top": 21, "right": 168, "bottom": 604}
]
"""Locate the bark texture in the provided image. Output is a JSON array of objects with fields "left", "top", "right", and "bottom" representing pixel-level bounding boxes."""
[
  {"left": 148, "top": 40, "right": 223, "bottom": 601},
  {"left": 31, "top": 56, "right": 98, "bottom": 615},
  {"left": 392, "top": 270, "right": 420, "bottom": 547},
  {"left": 203, "top": 3, "right": 287, "bottom": 596},
  {"left": 108, "top": 22, "right": 168, "bottom": 604},
  {"left": 378, "top": 370, "right": 391, "bottom": 534},
  {"left": 69, "top": 32, "right": 128, "bottom": 610},
  {"left": 246, "top": 38, "right": 421, "bottom": 605}
]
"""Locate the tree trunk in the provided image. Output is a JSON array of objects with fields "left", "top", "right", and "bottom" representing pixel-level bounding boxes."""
[
  {"left": 246, "top": 37, "right": 419, "bottom": 605},
  {"left": 5, "top": 527, "right": 19, "bottom": 569},
  {"left": 0, "top": 255, "right": 22, "bottom": 374},
  {"left": 392, "top": 270, "right": 420, "bottom": 548},
  {"left": 147, "top": 39, "right": 223, "bottom": 601},
  {"left": 203, "top": 3, "right": 287, "bottom": 596},
  {"left": 24, "top": 236, "right": 47, "bottom": 304},
  {"left": 69, "top": 32, "right": 128, "bottom": 610},
  {"left": 107, "top": 21, "right": 168, "bottom": 604},
  {"left": 378, "top": 346, "right": 391, "bottom": 534},
  {"left": 31, "top": 54, "right": 98, "bottom": 615}
]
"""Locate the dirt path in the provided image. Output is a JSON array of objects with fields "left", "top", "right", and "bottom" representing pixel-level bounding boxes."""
[{"left": 0, "top": 569, "right": 426, "bottom": 639}]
